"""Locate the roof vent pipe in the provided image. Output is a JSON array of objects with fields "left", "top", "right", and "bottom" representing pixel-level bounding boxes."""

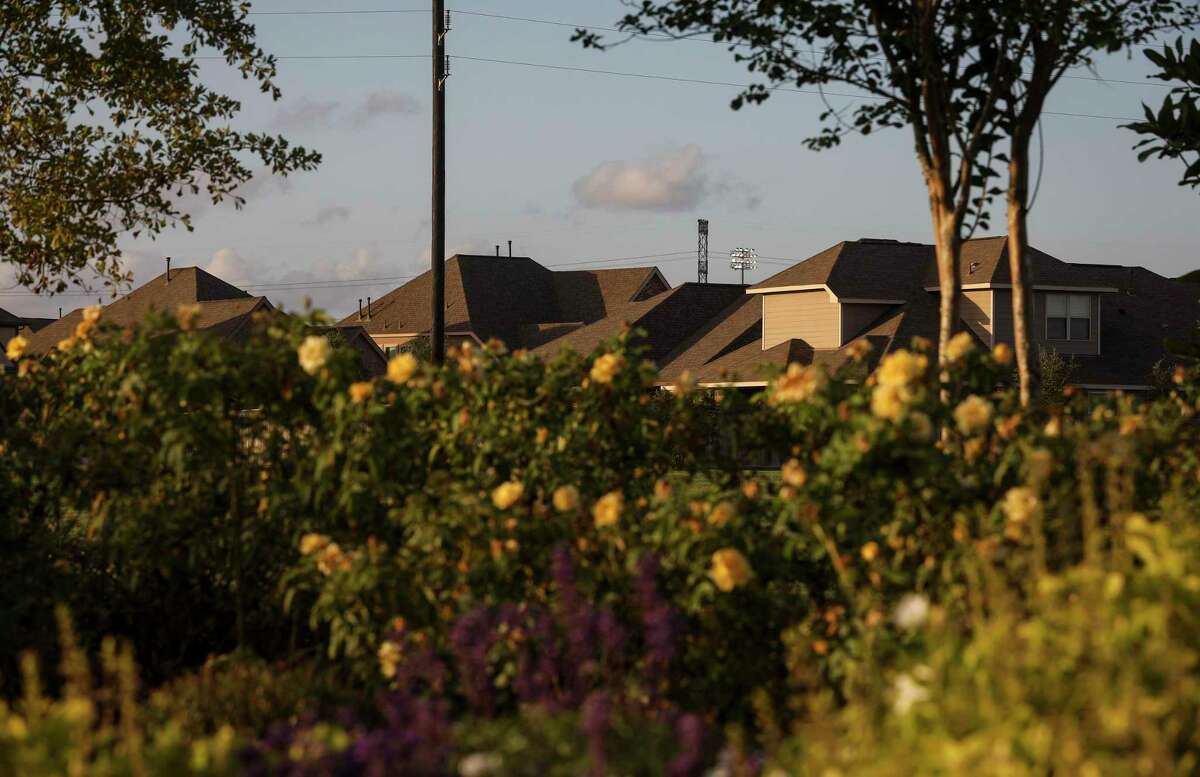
[
  {"left": 496, "top": 245, "right": 500, "bottom": 257},
  {"left": 508, "top": 240, "right": 512, "bottom": 258},
  {"left": 358, "top": 299, "right": 363, "bottom": 320},
  {"left": 165, "top": 256, "right": 172, "bottom": 283},
  {"left": 366, "top": 297, "right": 372, "bottom": 320}
]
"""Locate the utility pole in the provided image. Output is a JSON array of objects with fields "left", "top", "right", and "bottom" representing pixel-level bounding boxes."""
[{"left": 430, "top": 2, "right": 450, "bottom": 363}]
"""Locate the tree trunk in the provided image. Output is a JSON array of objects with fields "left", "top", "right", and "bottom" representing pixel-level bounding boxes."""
[
  {"left": 1007, "top": 138, "right": 1035, "bottom": 407},
  {"left": 930, "top": 202, "right": 963, "bottom": 366}
]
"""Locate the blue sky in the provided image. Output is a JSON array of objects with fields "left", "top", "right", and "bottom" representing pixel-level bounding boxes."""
[{"left": 4, "top": 1, "right": 1198, "bottom": 318}]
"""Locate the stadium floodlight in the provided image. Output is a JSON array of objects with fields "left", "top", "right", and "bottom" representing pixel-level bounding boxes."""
[{"left": 729, "top": 247, "right": 758, "bottom": 285}]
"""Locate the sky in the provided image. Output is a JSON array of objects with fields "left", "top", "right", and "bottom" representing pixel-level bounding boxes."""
[{"left": 3, "top": 1, "right": 1198, "bottom": 319}]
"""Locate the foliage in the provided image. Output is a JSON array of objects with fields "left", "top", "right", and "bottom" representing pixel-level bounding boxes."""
[
  {"left": 1035, "top": 346, "right": 1077, "bottom": 408},
  {"left": 0, "top": 3, "right": 320, "bottom": 292},
  {"left": 2, "top": 310, "right": 1200, "bottom": 774},
  {"left": 1127, "top": 37, "right": 1200, "bottom": 190}
]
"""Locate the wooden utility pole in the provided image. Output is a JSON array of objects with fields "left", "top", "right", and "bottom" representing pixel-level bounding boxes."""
[{"left": 430, "top": 0, "right": 448, "bottom": 364}]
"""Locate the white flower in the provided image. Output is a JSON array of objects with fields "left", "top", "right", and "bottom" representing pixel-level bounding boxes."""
[
  {"left": 893, "top": 593, "right": 930, "bottom": 631},
  {"left": 892, "top": 671, "right": 931, "bottom": 714},
  {"left": 459, "top": 752, "right": 503, "bottom": 777},
  {"left": 297, "top": 335, "right": 332, "bottom": 376}
]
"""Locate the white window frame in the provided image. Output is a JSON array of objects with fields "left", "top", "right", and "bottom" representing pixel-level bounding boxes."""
[{"left": 1044, "top": 293, "right": 1092, "bottom": 342}]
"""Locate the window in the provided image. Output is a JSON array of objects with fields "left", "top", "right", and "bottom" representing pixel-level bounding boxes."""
[{"left": 1045, "top": 294, "right": 1091, "bottom": 341}]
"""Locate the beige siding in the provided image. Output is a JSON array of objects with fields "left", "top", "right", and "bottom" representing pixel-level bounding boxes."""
[
  {"left": 840, "top": 303, "right": 894, "bottom": 344},
  {"left": 960, "top": 290, "right": 992, "bottom": 344},
  {"left": 762, "top": 290, "right": 839, "bottom": 350},
  {"left": 1034, "top": 292, "right": 1099, "bottom": 356}
]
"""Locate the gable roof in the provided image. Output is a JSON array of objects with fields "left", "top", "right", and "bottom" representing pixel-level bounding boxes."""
[
  {"left": 23, "top": 267, "right": 270, "bottom": 354},
  {"left": 337, "top": 255, "right": 669, "bottom": 346}
]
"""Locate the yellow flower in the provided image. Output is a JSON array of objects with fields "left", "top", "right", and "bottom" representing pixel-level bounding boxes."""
[
  {"left": 316, "top": 543, "right": 352, "bottom": 575},
  {"left": 1002, "top": 486, "right": 1041, "bottom": 525},
  {"left": 846, "top": 338, "right": 874, "bottom": 362},
  {"left": 876, "top": 349, "right": 928, "bottom": 388},
  {"left": 953, "top": 395, "right": 993, "bottom": 435},
  {"left": 386, "top": 352, "right": 418, "bottom": 384},
  {"left": 82, "top": 305, "right": 102, "bottom": 325},
  {"left": 992, "top": 342, "right": 1013, "bottom": 365},
  {"left": 654, "top": 479, "right": 672, "bottom": 501},
  {"left": 491, "top": 481, "right": 525, "bottom": 510},
  {"left": 709, "top": 548, "right": 753, "bottom": 592},
  {"left": 5, "top": 335, "right": 28, "bottom": 362},
  {"left": 378, "top": 640, "right": 402, "bottom": 679},
  {"left": 708, "top": 501, "right": 737, "bottom": 527},
  {"left": 910, "top": 336, "right": 933, "bottom": 352},
  {"left": 770, "top": 362, "right": 828, "bottom": 404},
  {"left": 589, "top": 352, "right": 625, "bottom": 385},
  {"left": 871, "top": 383, "right": 911, "bottom": 421},
  {"left": 349, "top": 381, "right": 374, "bottom": 403},
  {"left": 944, "top": 331, "right": 975, "bottom": 363},
  {"left": 74, "top": 319, "right": 94, "bottom": 340},
  {"left": 56, "top": 336, "right": 76, "bottom": 353},
  {"left": 176, "top": 303, "right": 202, "bottom": 331},
  {"left": 1119, "top": 414, "right": 1142, "bottom": 436},
  {"left": 1044, "top": 416, "right": 1062, "bottom": 437},
  {"left": 781, "top": 458, "right": 807, "bottom": 487},
  {"left": 298, "top": 335, "right": 332, "bottom": 376},
  {"left": 299, "top": 533, "right": 331, "bottom": 556},
  {"left": 592, "top": 491, "right": 624, "bottom": 528},
  {"left": 552, "top": 485, "right": 580, "bottom": 513},
  {"left": 861, "top": 541, "right": 880, "bottom": 562}
]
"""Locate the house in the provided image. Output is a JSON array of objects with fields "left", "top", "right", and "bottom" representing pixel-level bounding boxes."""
[
  {"left": 20, "top": 266, "right": 386, "bottom": 375},
  {"left": 657, "top": 237, "right": 1200, "bottom": 392},
  {"left": 346, "top": 242, "right": 1198, "bottom": 392},
  {"left": 1, "top": 307, "right": 54, "bottom": 371}
]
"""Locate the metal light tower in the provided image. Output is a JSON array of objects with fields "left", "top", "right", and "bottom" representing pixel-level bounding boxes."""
[
  {"left": 697, "top": 219, "right": 709, "bottom": 284},
  {"left": 729, "top": 247, "right": 758, "bottom": 286}
]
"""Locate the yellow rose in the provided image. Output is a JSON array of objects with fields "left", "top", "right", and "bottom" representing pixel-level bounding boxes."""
[
  {"left": 297, "top": 335, "right": 332, "bottom": 376},
  {"left": 378, "top": 640, "right": 402, "bottom": 679},
  {"left": 846, "top": 338, "right": 874, "bottom": 362},
  {"left": 387, "top": 352, "right": 418, "bottom": 384},
  {"left": 770, "top": 362, "right": 827, "bottom": 404},
  {"left": 953, "top": 395, "right": 994, "bottom": 435},
  {"left": 709, "top": 548, "right": 753, "bottom": 592},
  {"left": 1002, "top": 486, "right": 1041, "bottom": 525},
  {"left": 781, "top": 458, "right": 807, "bottom": 487},
  {"left": 1119, "top": 414, "right": 1142, "bottom": 436},
  {"left": 5, "top": 335, "right": 28, "bottom": 362},
  {"left": 944, "top": 331, "right": 975, "bottom": 363},
  {"left": 589, "top": 353, "right": 625, "bottom": 385},
  {"left": 871, "top": 383, "right": 910, "bottom": 421},
  {"left": 299, "top": 533, "right": 331, "bottom": 556},
  {"left": 56, "top": 337, "right": 76, "bottom": 353},
  {"left": 861, "top": 541, "right": 880, "bottom": 562},
  {"left": 82, "top": 305, "right": 102, "bottom": 325},
  {"left": 876, "top": 349, "right": 928, "bottom": 388},
  {"left": 491, "top": 481, "right": 525, "bottom": 510},
  {"left": 316, "top": 543, "right": 352, "bottom": 575},
  {"left": 552, "top": 485, "right": 580, "bottom": 513},
  {"left": 707, "top": 501, "right": 737, "bottom": 527},
  {"left": 74, "top": 320, "right": 94, "bottom": 340},
  {"left": 349, "top": 381, "right": 374, "bottom": 403},
  {"left": 592, "top": 491, "right": 624, "bottom": 528},
  {"left": 992, "top": 342, "right": 1013, "bottom": 365}
]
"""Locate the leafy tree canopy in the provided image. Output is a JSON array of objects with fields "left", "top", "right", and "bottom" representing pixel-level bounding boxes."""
[
  {"left": 1127, "top": 37, "right": 1200, "bottom": 190},
  {"left": 0, "top": 1, "right": 320, "bottom": 293}
]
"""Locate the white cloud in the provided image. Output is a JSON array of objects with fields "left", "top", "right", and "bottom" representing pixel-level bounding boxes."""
[
  {"left": 573, "top": 145, "right": 709, "bottom": 212},
  {"left": 204, "top": 248, "right": 253, "bottom": 284}
]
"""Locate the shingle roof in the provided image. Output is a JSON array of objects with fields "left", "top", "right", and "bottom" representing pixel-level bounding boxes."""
[
  {"left": 23, "top": 267, "right": 270, "bottom": 354},
  {"left": 750, "top": 239, "right": 931, "bottom": 300},
  {"left": 924, "top": 237, "right": 1115, "bottom": 289},
  {"left": 533, "top": 283, "right": 746, "bottom": 366},
  {"left": 336, "top": 256, "right": 669, "bottom": 347}
]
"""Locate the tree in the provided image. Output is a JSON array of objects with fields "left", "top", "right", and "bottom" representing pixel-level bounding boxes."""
[
  {"left": 997, "top": 2, "right": 1196, "bottom": 407},
  {"left": 1, "top": 2, "right": 320, "bottom": 293},
  {"left": 576, "top": 2, "right": 1021, "bottom": 366},
  {"left": 1126, "top": 36, "right": 1200, "bottom": 190}
]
